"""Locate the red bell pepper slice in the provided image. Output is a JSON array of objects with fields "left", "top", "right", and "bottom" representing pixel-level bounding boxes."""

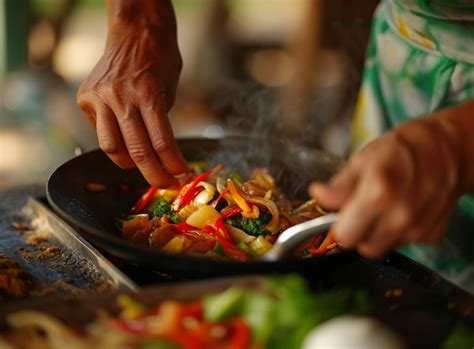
[
  {"left": 203, "top": 220, "right": 231, "bottom": 242},
  {"left": 182, "top": 186, "right": 204, "bottom": 206},
  {"left": 181, "top": 301, "right": 203, "bottom": 319},
  {"left": 210, "top": 188, "right": 230, "bottom": 207},
  {"left": 202, "top": 225, "right": 217, "bottom": 235},
  {"left": 202, "top": 223, "right": 250, "bottom": 261},
  {"left": 215, "top": 218, "right": 233, "bottom": 241},
  {"left": 174, "top": 223, "right": 198, "bottom": 233},
  {"left": 220, "top": 206, "right": 242, "bottom": 219},
  {"left": 228, "top": 318, "right": 251, "bottom": 349},
  {"left": 174, "top": 169, "right": 213, "bottom": 209},
  {"left": 308, "top": 231, "right": 336, "bottom": 256},
  {"left": 220, "top": 241, "right": 250, "bottom": 262},
  {"left": 213, "top": 234, "right": 249, "bottom": 262},
  {"left": 133, "top": 187, "right": 157, "bottom": 213}
]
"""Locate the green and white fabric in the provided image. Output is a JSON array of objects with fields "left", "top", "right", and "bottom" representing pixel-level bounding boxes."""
[{"left": 352, "top": 0, "right": 474, "bottom": 292}]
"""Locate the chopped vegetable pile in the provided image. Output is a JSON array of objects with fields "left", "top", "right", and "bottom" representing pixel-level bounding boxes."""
[
  {"left": 117, "top": 164, "right": 340, "bottom": 261},
  {"left": 0, "top": 275, "right": 371, "bottom": 349}
]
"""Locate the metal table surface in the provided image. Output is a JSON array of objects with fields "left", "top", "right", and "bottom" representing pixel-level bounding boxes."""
[{"left": 0, "top": 184, "right": 136, "bottom": 302}]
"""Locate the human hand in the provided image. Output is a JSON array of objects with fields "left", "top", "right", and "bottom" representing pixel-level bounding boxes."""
[
  {"left": 77, "top": 1, "right": 187, "bottom": 187},
  {"left": 309, "top": 117, "right": 464, "bottom": 258}
]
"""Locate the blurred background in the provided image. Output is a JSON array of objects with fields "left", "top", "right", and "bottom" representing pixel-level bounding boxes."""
[{"left": 0, "top": 0, "right": 379, "bottom": 185}]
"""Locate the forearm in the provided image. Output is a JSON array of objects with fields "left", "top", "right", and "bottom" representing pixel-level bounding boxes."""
[
  {"left": 434, "top": 99, "right": 474, "bottom": 193},
  {"left": 105, "top": 0, "right": 177, "bottom": 32}
]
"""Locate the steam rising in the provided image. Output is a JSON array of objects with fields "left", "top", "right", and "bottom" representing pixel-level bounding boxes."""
[{"left": 203, "top": 81, "right": 344, "bottom": 200}]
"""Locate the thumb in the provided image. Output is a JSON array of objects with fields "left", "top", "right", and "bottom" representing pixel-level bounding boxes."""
[{"left": 308, "top": 165, "right": 358, "bottom": 210}]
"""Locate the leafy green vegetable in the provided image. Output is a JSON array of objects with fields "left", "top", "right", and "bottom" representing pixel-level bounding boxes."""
[
  {"left": 443, "top": 324, "right": 474, "bottom": 349},
  {"left": 151, "top": 198, "right": 172, "bottom": 218},
  {"left": 204, "top": 287, "right": 246, "bottom": 322},
  {"left": 241, "top": 212, "right": 272, "bottom": 236},
  {"left": 203, "top": 274, "right": 371, "bottom": 349},
  {"left": 240, "top": 292, "right": 276, "bottom": 342},
  {"left": 168, "top": 214, "right": 181, "bottom": 224}
]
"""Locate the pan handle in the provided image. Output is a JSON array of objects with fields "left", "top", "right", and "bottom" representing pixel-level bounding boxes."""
[{"left": 261, "top": 213, "right": 339, "bottom": 262}]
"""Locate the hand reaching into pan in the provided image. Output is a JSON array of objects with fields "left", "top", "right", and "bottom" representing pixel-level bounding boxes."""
[
  {"left": 77, "top": 0, "right": 188, "bottom": 187},
  {"left": 309, "top": 100, "right": 474, "bottom": 258}
]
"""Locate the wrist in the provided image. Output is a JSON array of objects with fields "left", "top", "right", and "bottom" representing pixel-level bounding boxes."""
[{"left": 106, "top": 0, "right": 177, "bottom": 33}]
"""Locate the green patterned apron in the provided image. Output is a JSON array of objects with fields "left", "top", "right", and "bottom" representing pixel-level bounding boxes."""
[{"left": 352, "top": 0, "right": 474, "bottom": 292}]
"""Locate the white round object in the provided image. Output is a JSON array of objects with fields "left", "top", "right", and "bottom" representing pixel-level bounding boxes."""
[{"left": 302, "top": 315, "right": 406, "bottom": 349}]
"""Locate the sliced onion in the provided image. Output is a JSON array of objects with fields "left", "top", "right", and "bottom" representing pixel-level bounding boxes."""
[
  {"left": 178, "top": 204, "right": 198, "bottom": 221},
  {"left": 249, "top": 168, "right": 275, "bottom": 190},
  {"left": 293, "top": 199, "right": 316, "bottom": 213},
  {"left": 162, "top": 236, "right": 188, "bottom": 254},
  {"left": 250, "top": 236, "right": 273, "bottom": 256},
  {"left": 280, "top": 211, "right": 298, "bottom": 226},
  {"left": 186, "top": 205, "right": 221, "bottom": 229},
  {"left": 216, "top": 177, "right": 227, "bottom": 193},
  {"left": 227, "top": 225, "right": 256, "bottom": 244},
  {"left": 216, "top": 177, "right": 234, "bottom": 204},
  {"left": 193, "top": 182, "right": 216, "bottom": 205},
  {"left": 242, "top": 180, "right": 267, "bottom": 197},
  {"left": 245, "top": 195, "right": 280, "bottom": 234}
]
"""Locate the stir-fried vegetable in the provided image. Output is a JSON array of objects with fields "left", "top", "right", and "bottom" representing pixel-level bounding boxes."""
[
  {"left": 151, "top": 198, "right": 181, "bottom": 224},
  {"left": 118, "top": 164, "right": 341, "bottom": 261},
  {"left": 241, "top": 212, "right": 272, "bottom": 236},
  {"left": 204, "top": 275, "right": 370, "bottom": 349},
  {"left": 172, "top": 169, "right": 213, "bottom": 210},
  {"left": 151, "top": 198, "right": 172, "bottom": 217},
  {"left": 134, "top": 187, "right": 158, "bottom": 214},
  {"left": 110, "top": 275, "right": 369, "bottom": 349},
  {"left": 0, "top": 275, "right": 373, "bottom": 349}
]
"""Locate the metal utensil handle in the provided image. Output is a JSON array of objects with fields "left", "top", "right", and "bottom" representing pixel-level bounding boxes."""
[{"left": 262, "top": 213, "right": 339, "bottom": 262}]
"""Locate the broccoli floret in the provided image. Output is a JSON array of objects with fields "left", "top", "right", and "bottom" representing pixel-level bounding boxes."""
[
  {"left": 151, "top": 198, "right": 172, "bottom": 218},
  {"left": 241, "top": 218, "right": 265, "bottom": 236},
  {"left": 151, "top": 198, "right": 181, "bottom": 223},
  {"left": 168, "top": 214, "right": 181, "bottom": 224},
  {"left": 241, "top": 212, "right": 272, "bottom": 236}
]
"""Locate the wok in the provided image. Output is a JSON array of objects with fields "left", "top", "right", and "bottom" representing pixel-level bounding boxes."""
[{"left": 47, "top": 137, "right": 355, "bottom": 275}]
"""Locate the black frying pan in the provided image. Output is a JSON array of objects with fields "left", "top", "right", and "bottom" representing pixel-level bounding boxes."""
[{"left": 47, "top": 137, "right": 356, "bottom": 275}]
